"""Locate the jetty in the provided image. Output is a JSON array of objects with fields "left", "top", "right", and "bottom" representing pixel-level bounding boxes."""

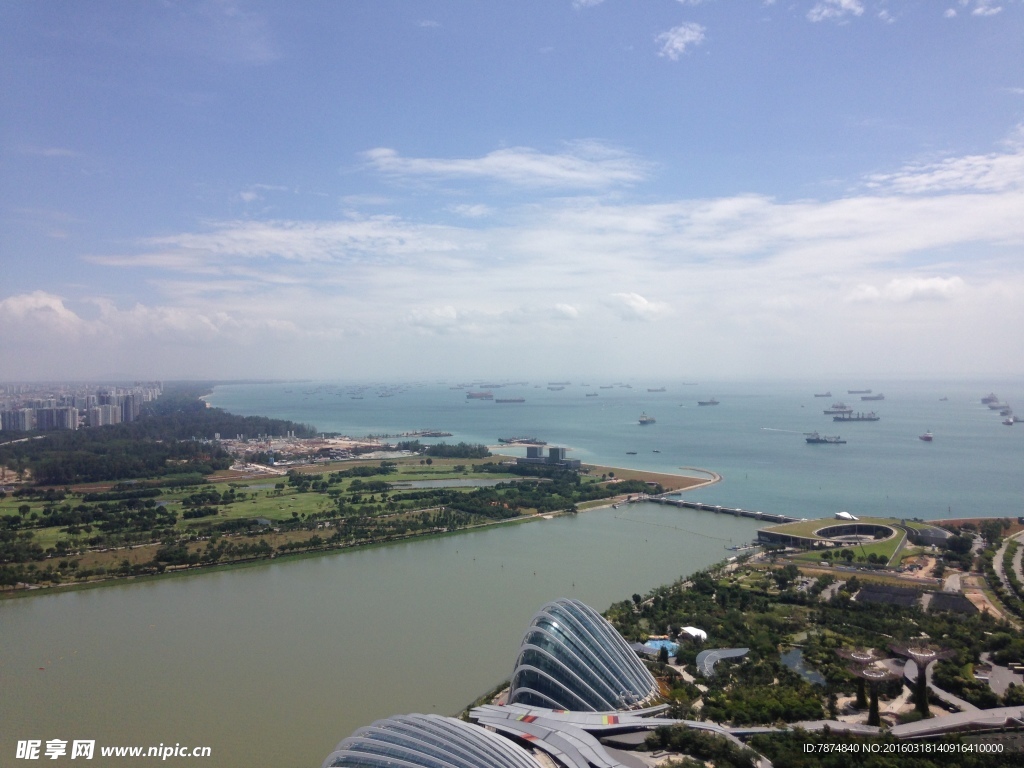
[{"left": 637, "top": 495, "right": 799, "bottom": 525}]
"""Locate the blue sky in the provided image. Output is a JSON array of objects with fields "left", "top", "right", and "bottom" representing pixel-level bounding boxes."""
[{"left": 2, "top": 0, "right": 1022, "bottom": 380}]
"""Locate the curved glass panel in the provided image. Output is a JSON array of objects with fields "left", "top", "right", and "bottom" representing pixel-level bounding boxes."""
[
  {"left": 323, "top": 713, "right": 538, "bottom": 768},
  {"left": 508, "top": 598, "right": 659, "bottom": 712}
]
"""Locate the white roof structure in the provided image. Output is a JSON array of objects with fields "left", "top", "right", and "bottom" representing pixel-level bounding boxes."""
[
  {"left": 680, "top": 626, "right": 707, "bottom": 641},
  {"left": 835, "top": 511, "right": 859, "bottom": 521}
]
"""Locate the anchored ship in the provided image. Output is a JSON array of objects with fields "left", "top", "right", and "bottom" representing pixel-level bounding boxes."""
[
  {"left": 639, "top": 412, "right": 656, "bottom": 424},
  {"left": 823, "top": 402, "right": 854, "bottom": 414},
  {"left": 833, "top": 411, "right": 880, "bottom": 422},
  {"left": 861, "top": 393, "right": 885, "bottom": 401},
  {"left": 697, "top": 397, "right": 719, "bottom": 406},
  {"left": 805, "top": 432, "right": 846, "bottom": 444}
]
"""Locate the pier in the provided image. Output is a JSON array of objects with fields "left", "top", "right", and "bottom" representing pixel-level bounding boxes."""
[{"left": 636, "top": 495, "right": 800, "bottom": 525}]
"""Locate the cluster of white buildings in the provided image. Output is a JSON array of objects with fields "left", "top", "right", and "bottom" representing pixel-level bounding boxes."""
[{"left": 0, "top": 382, "right": 162, "bottom": 432}]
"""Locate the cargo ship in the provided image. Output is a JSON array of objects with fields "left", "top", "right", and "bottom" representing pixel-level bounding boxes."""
[
  {"left": 981, "top": 393, "right": 999, "bottom": 404},
  {"left": 814, "top": 391, "right": 832, "bottom": 397},
  {"left": 495, "top": 398, "right": 525, "bottom": 403},
  {"left": 824, "top": 402, "right": 854, "bottom": 414},
  {"left": 639, "top": 412, "right": 656, "bottom": 424},
  {"left": 919, "top": 431, "right": 933, "bottom": 442},
  {"left": 848, "top": 389, "right": 872, "bottom": 394},
  {"left": 833, "top": 411, "right": 880, "bottom": 422},
  {"left": 697, "top": 397, "right": 719, "bottom": 406},
  {"left": 466, "top": 391, "right": 493, "bottom": 400},
  {"left": 861, "top": 393, "right": 885, "bottom": 401},
  {"left": 805, "top": 432, "right": 846, "bottom": 444}
]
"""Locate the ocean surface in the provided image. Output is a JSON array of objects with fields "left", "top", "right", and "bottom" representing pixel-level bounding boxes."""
[{"left": 208, "top": 379, "right": 1024, "bottom": 522}]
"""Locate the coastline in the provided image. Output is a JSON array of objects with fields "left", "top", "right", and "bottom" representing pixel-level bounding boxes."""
[{"left": 1, "top": 457, "right": 719, "bottom": 600}]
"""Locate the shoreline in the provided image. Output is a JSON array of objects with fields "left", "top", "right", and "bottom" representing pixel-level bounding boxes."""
[{"left": 1, "top": 461, "right": 719, "bottom": 600}]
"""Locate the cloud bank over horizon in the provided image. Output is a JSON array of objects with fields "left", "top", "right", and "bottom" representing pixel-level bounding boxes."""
[{"left": 2, "top": 1, "right": 1022, "bottom": 380}]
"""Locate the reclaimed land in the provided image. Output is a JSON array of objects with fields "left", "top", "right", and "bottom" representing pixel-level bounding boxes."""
[{"left": 0, "top": 444, "right": 713, "bottom": 597}]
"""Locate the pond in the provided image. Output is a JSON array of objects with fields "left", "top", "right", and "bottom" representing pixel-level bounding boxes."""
[{"left": 781, "top": 647, "right": 827, "bottom": 686}]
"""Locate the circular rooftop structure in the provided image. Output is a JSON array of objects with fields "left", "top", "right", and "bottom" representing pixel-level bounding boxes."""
[{"left": 812, "top": 522, "right": 898, "bottom": 544}]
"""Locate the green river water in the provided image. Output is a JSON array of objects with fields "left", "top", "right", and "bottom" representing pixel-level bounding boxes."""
[{"left": 1, "top": 502, "right": 761, "bottom": 767}]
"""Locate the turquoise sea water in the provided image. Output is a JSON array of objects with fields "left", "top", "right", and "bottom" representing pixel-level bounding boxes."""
[{"left": 208, "top": 379, "right": 1023, "bottom": 522}]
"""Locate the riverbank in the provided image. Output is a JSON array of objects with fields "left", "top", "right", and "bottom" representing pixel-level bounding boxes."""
[{"left": 1, "top": 456, "right": 720, "bottom": 599}]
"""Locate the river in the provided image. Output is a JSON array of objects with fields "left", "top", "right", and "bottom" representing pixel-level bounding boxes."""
[{"left": 1, "top": 502, "right": 761, "bottom": 767}]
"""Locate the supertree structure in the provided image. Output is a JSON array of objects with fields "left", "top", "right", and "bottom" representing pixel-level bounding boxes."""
[{"left": 889, "top": 643, "right": 955, "bottom": 717}]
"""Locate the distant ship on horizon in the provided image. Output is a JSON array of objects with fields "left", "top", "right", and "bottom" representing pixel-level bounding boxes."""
[
  {"left": 697, "top": 398, "right": 719, "bottom": 406},
  {"left": 833, "top": 411, "right": 880, "bottom": 422},
  {"left": 639, "top": 412, "right": 656, "bottom": 424},
  {"left": 805, "top": 432, "right": 846, "bottom": 444},
  {"left": 824, "top": 402, "right": 853, "bottom": 414}
]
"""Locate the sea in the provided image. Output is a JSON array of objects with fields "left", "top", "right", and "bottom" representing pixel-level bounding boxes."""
[{"left": 207, "top": 379, "right": 1024, "bottom": 522}]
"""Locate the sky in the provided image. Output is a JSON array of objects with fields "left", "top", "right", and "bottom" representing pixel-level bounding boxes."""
[{"left": 1, "top": 0, "right": 1022, "bottom": 382}]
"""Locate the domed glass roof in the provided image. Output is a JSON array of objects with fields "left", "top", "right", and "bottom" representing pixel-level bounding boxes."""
[
  {"left": 508, "top": 598, "right": 659, "bottom": 711},
  {"left": 322, "top": 713, "right": 539, "bottom": 768}
]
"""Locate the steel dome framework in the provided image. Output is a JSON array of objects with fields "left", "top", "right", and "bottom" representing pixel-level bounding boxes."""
[
  {"left": 322, "top": 713, "right": 539, "bottom": 768},
  {"left": 508, "top": 598, "right": 660, "bottom": 712}
]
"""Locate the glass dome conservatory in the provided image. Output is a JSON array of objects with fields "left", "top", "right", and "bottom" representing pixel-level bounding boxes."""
[
  {"left": 322, "top": 713, "right": 539, "bottom": 768},
  {"left": 508, "top": 598, "right": 660, "bottom": 711}
]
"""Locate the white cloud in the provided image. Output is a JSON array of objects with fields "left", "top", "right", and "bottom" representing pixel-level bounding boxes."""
[
  {"left": 363, "top": 142, "right": 649, "bottom": 189},
  {"left": 239, "top": 183, "right": 290, "bottom": 204},
  {"left": 944, "top": 8, "right": 958, "bottom": 17},
  {"left": 417, "top": 20, "right": 440, "bottom": 28},
  {"left": 554, "top": 303, "right": 580, "bottom": 319},
  {"left": 408, "top": 305, "right": 461, "bottom": 334},
  {"left": 808, "top": 0, "right": 865, "bottom": 22},
  {"left": 0, "top": 291, "right": 85, "bottom": 336},
  {"left": 972, "top": 1, "right": 1003, "bottom": 16},
  {"left": 607, "top": 292, "right": 671, "bottom": 321},
  {"left": 449, "top": 204, "right": 493, "bottom": 218},
  {"left": 846, "top": 276, "right": 967, "bottom": 303},
  {"left": 656, "top": 23, "right": 706, "bottom": 61},
  {"left": 572, "top": 0, "right": 605, "bottom": 8},
  {"left": 23, "top": 133, "right": 1023, "bottom": 378},
  {"left": 864, "top": 144, "right": 1024, "bottom": 194}
]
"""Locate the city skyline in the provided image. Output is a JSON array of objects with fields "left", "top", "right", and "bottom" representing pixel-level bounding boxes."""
[{"left": 2, "top": 1, "right": 1022, "bottom": 380}]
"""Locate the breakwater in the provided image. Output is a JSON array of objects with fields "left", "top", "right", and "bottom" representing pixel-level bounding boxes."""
[{"left": 639, "top": 495, "right": 800, "bottom": 525}]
